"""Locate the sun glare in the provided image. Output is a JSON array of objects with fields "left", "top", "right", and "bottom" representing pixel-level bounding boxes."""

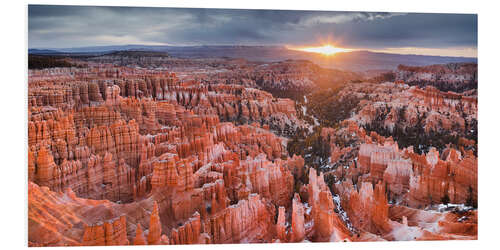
[{"left": 291, "top": 44, "right": 352, "bottom": 56}]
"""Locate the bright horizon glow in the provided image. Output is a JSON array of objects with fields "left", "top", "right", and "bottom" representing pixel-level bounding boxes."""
[
  {"left": 290, "top": 44, "right": 353, "bottom": 56},
  {"left": 370, "top": 47, "right": 478, "bottom": 58},
  {"left": 287, "top": 44, "right": 477, "bottom": 58}
]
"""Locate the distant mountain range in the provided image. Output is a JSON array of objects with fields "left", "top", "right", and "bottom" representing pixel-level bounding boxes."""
[{"left": 28, "top": 45, "right": 477, "bottom": 72}]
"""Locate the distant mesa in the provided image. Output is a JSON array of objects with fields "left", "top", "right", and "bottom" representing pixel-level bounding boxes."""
[
  {"left": 28, "top": 45, "right": 477, "bottom": 71},
  {"left": 104, "top": 50, "right": 170, "bottom": 58}
]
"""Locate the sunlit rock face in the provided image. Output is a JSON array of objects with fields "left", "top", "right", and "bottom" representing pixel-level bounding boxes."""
[
  {"left": 330, "top": 121, "right": 477, "bottom": 241},
  {"left": 395, "top": 63, "right": 477, "bottom": 92},
  {"left": 329, "top": 80, "right": 476, "bottom": 142},
  {"left": 407, "top": 147, "right": 478, "bottom": 208},
  {"left": 306, "top": 168, "right": 351, "bottom": 241},
  {"left": 27, "top": 62, "right": 307, "bottom": 246},
  {"left": 28, "top": 58, "right": 477, "bottom": 246}
]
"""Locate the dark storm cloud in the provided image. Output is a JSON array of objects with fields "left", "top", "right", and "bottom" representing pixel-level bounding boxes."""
[{"left": 28, "top": 5, "right": 477, "bottom": 50}]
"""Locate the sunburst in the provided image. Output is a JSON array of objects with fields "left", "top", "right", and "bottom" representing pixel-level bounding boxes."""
[{"left": 291, "top": 44, "right": 352, "bottom": 55}]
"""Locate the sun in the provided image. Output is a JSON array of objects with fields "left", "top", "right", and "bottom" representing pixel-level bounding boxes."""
[{"left": 290, "top": 44, "right": 351, "bottom": 56}]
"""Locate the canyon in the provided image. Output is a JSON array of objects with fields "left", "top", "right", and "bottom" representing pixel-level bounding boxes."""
[{"left": 28, "top": 54, "right": 477, "bottom": 246}]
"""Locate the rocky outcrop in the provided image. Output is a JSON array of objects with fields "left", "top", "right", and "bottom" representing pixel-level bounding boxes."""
[
  {"left": 81, "top": 216, "right": 129, "bottom": 246},
  {"left": 290, "top": 193, "right": 305, "bottom": 242},
  {"left": 28, "top": 58, "right": 477, "bottom": 245},
  {"left": 147, "top": 202, "right": 162, "bottom": 245},
  {"left": 240, "top": 154, "right": 294, "bottom": 207},
  {"left": 345, "top": 81, "right": 476, "bottom": 143},
  {"left": 306, "top": 168, "right": 351, "bottom": 241},
  {"left": 408, "top": 148, "right": 477, "bottom": 207},
  {"left": 383, "top": 159, "right": 413, "bottom": 201},
  {"left": 133, "top": 224, "right": 146, "bottom": 245},
  {"left": 343, "top": 182, "right": 391, "bottom": 235},
  {"left": 28, "top": 181, "right": 148, "bottom": 246},
  {"left": 168, "top": 212, "right": 202, "bottom": 244},
  {"left": 396, "top": 63, "right": 477, "bottom": 93},
  {"left": 276, "top": 206, "right": 287, "bottom": 241},
  {"left": 358, "top": 143, "right": 399, "bottom": 182},
  {"left": 202, "top": 194, "right": 273, "bottom": 243}
]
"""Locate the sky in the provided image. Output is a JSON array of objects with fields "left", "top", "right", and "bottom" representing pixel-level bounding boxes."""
[{"left": 28, "top": 5, "right": 478, "bottom": 57}]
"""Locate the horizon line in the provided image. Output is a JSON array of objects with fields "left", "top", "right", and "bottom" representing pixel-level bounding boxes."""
[{"left": 28, "top": 44, "right": 478, "bottom": 59}]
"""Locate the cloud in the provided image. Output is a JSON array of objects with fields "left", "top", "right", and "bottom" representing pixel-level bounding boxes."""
[
  {"left": 28, "top": 5, "right": 477, "bottom": 53},
  {"left": 299, "top": 12, "right": 405, "bottom": 26}
]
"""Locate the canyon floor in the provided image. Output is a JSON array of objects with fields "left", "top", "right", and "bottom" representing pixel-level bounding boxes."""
[{"left": 27, "top": 53, "right": 477, "bottom": 246}]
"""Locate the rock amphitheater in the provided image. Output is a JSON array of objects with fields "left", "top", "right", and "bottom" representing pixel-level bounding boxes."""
[{"left": 27, "top": 61, "right": 477, "bottom": 246}]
